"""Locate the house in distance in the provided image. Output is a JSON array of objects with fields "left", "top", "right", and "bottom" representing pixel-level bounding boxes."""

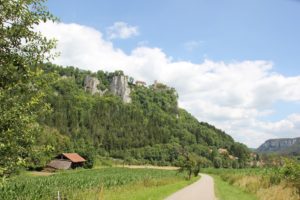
[
  {"left": 46, "top": 153, "right": 86, "bottom": 170},
  {"left": 135, "top": 80, "right": 147, "bottom": 87}
]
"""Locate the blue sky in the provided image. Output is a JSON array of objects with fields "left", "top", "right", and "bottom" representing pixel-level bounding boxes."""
[
  {"left": 47, "top": 0, "right": 300, "bottom": 75},
  {"left": 42, "top": 0, "right": 300, "bottom": 147}
]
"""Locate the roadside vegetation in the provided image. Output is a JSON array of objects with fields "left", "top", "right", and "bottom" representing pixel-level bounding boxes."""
[
  {"left": 212, "top": 175, "right": 257, "bottom": 200},
  {"left": 0, "top": 167, "right": 197, "bottom": 200},
  {"left": 204, "top": 159, "right": 300, "bottom": 200}
]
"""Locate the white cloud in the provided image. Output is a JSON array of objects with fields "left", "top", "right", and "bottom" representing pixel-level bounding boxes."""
[
  {"left": 106, "top": 21, "right": 139, "bottom": 39},
  {"left": 37, "top": 22, "right": 300, "bottom": 148}
]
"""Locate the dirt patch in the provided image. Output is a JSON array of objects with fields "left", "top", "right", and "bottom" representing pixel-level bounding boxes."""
[
  {"left": 116, "top": 165, "right": 179, "bottom": 170},
  {"left": 29, "top": 171, "right": 54, "bottom": 176}
]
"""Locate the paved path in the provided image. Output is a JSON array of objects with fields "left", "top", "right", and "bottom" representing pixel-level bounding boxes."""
[{"left": 165, "top": 173, "right": 216, "bottom": 200}]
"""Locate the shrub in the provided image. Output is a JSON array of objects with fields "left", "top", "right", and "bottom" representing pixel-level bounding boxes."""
[{"left": 280, "top": 159, "right": 300, "bottom": 190}]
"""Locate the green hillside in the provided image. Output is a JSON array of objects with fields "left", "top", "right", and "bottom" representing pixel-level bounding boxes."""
[{"left": 28, "top": 63, "right": 250, "bottom": 169}]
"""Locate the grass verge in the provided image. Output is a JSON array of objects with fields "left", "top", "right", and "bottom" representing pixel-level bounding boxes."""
[
  {"left": 204, "top": 167, "right": 300, "bottom": 200},
  {"left": 104, "top": 176, "right": 199, "bottom": 200},
  {"left": 212, "top": 175, "right": 258, "bottom": 200}
]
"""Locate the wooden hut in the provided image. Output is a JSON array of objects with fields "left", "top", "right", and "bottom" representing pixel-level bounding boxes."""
[{"left": 46, "top": 153, "right": 86, "bottom": 170}]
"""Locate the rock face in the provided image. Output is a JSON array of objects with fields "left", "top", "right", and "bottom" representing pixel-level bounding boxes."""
[
  {"left": 110, "top": 75, "right": 131, "bottom": 103},
  {"left": 84, "top": 75, "right": 131, "bottom": 103},
  {"left": 84, "top": 76, "right": 107, "bottom": 96},
  {"left": 257, "top": 137, "right": 300, "bottom": 153},
  {"left": 84, "top": 76, "right": 100, "bottom": 95}
]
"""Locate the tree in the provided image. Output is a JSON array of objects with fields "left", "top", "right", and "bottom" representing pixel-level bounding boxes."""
[
  {"left": 0, "top": 0, "right": 56, "bottom": 176},
  {"left": 230, "top": 143, "right": 250, "bottom": 168},
  {"left": 178, "top": 151, "right": 202, "bottom": 180},
  {"left": 213, "top": 157, "right": 222, "bottom": 168}
]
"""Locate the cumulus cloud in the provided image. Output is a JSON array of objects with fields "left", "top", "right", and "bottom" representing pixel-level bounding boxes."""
[
  {"left": 37, "top": 22, "right": 300, "bottom": 147},
  {"left": 106, "top": 21, "right": 139, "bottom": 39}
]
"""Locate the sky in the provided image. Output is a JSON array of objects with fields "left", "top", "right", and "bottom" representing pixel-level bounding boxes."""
[{"left": 40, "top": 0, "right": 300, "bottom": 147}]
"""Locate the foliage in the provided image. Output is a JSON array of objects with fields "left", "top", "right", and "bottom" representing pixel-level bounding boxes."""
[
  {"left": 280, "top": 159, "right": 300, "bottom": 189},
  {"left": 177, "top": 151, "right": 204, "bottom": 179},
  {"left": 75, "top": 148, "right": 96, "bottom": 169},
  {"left": 0, "top": 0, "right": 56, "bottom": 176}
]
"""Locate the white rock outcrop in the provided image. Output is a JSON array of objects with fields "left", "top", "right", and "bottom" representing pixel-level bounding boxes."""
[
  {"left": 110, "top": 75, "right": 131, "bottom": 103},
  {"left": 84, "top": 76, "right": 107, "bottom": 96}
]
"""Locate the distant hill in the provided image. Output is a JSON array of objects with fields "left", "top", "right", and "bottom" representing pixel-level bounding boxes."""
[{"left": 257, "top": 137, "right": 300, "bottom": 155}]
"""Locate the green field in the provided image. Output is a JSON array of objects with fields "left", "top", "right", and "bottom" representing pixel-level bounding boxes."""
[{"left": 0, "top": 167, "right": 197, "bottom": 200}]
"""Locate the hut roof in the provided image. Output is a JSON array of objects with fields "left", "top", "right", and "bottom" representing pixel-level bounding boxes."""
[
  {"left": 62, "top": 153, "right": 86, "bottom": 163},
  {"left": 47, "top": 160, "right": 72, "bottom": 170}
]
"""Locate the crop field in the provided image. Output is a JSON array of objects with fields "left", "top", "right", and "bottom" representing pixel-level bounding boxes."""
[{"left": 0, "top": 167, "right": 190, "bottom": 200}]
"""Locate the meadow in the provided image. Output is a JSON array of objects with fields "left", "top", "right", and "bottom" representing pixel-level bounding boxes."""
[
  {"left": 203, "top": 160, "right": 300, "bottom": 200},
  {"left": 0, "top": 167, "right": 196, "bottom": 200}
]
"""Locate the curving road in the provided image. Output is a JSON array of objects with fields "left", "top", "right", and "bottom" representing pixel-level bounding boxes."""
[{"left": 165, "top": 173, "right": 216, "bottom": 200}]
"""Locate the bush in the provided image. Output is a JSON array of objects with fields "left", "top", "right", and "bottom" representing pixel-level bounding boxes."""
[
  {"left": 76, "top": 150, "right": 95, "bottom": 169},
  {"left": 280, "top": 159, "right": 300, "bottom": 190}
]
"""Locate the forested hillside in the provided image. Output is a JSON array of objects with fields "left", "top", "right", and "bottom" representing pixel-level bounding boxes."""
[{"left": 32, "top": 63, "right": 250, "bottom": 169}]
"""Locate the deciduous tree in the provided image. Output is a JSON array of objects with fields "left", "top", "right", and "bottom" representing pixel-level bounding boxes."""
[{"left": 0, "top": 0, "right": 56, "bottom": 176}]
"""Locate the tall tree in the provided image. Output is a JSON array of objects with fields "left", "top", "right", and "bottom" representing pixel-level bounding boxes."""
[{"left": 0, "top": 0, "right": 56, "bottom": 176}]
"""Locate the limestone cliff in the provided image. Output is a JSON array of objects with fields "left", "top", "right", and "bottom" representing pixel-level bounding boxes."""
[
  {"left": 110, "top": 75, "right": 131, "bottom": 103},
  {"left": 84, "top": 76, "right": 107, "bottom": 96},
  {"left": 257, "top": 137, "right": 300, "bottom": 154}
]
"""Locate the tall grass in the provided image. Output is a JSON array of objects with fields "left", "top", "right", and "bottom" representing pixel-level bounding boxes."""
[
  {"left": 203, "top": 159, "right": 300, "bottom": 200},
  {"left": 212, "top": 175, "right": 258, "bottom": 200}
]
